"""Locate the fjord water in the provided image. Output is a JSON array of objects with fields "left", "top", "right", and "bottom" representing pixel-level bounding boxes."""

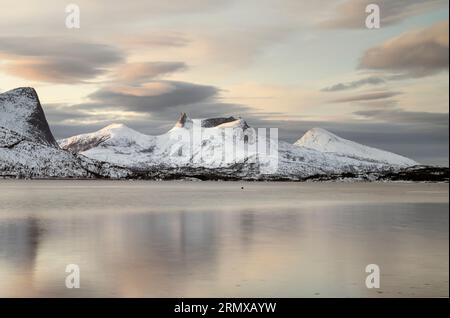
[{"left": 0, "top": 181, "right": 448, "bottom": 297}]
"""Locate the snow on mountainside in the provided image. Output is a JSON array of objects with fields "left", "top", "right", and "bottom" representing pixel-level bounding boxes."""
[
  {"left": 1, "top": 87, "right": 422, "bottom": 180},
  {"left": 59, "top": 113, "right": 418, "bottom": 178},
  {"left": 0, "top": 88, "right": 132, "bottom": 178},
  {"left": 59, "top": 114, "right": 262, "bottom": 169},
  {"left": 295, "top": 128, "right": 418, "bottom": 166},
  {"left": 0, "top": 87, "right": 58, "bottom": 147},
  {"left": 59, "top": 123, "right": 153, "bottom": 153},
  {"left": 60, "top": 123, "right": 160, "bottom": 168}
]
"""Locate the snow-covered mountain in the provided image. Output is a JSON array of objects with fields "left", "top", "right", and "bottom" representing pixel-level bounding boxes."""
[
  {"left": 59, "top": 113, "right": 419, "bottom": 179},
  {"left": 59, "top": 114, "right": 265, "bottom": 170},
  {"left": 0, "top": 88, "right": 132, "bottom": 178},
  {"left": 295, "top": 127, "right": 417, "bottom": 167},
  {"left": 1, "top": 87, "right": 422, "bottom": 180}
]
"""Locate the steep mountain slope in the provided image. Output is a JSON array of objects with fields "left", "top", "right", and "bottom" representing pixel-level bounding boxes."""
[
  {"left": 295, "top": 128, "right": 418, "bottom": 166},
  {"left": 0, "top": 87, "right": 58, "bottom": 147},
  {"left": 0, "top": 88, "right": 132, "bottom": 179}
]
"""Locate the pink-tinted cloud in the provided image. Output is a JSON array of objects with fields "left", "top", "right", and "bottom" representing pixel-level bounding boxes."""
[{"left": 359, "top": 20, "right": 449, "bottom": 77}]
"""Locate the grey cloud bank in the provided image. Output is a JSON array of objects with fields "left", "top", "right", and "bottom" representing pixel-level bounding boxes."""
[
  {"left": 359, "top": 21, "right": 449, "bottom": 78},
  {"left": 330, "top": 91, "right": 402, "bottom": 103},
  {"left": 0, "top": 37, "right": 124, "bottom": 83},
  {"left": 322, "top": 77, "right": 386, "bottom": 92}
]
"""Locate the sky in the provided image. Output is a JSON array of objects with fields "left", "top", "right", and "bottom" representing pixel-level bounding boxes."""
[{"left": 0, "top": 0, "right": 448, "bottom": 165}]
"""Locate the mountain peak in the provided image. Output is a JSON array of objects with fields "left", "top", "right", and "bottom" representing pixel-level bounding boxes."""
[
  {"left": 171, "top": 113, "right": 250, "bottom": 130},
  {"left": 297, "top": 127, "right": 339, "bottom": 147},
  {"left": 101, "top": 123, "right": 129, "bottom": 131},
  {"left": 5, "top": 87, "right": 38, "bottom": 98},
  {"left": 59, "top": 123, "right": 147, "bottom": 153},
  {"left": 0, "top": 87, "right": 58, "bottom": 147},
  {"left": 295, "top": 127, "right": 418, "bottom": 166},
  {"left": 306, "top": 127, "right": 334, "bottom": 135},
  {"left": 96, "top": 123, "right": 150, "bottom": 140},
  {"left": 173, "top": 112, "right": 193, "bottom": 129}
]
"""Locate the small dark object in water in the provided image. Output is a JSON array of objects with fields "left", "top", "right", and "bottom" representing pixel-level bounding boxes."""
[{"left": 241, "top": 186, "right": 244, "bottom": 189}]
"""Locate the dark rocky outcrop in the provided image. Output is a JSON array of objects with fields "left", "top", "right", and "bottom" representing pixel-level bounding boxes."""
[
  {"left": 201, "top": 116, "right": 237, "bottom": 127},
  {"left": 174, "top": 112, "right": 191, "bottom": 128}
]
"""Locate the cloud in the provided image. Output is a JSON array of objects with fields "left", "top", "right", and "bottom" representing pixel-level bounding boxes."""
[
  {"left": 57, "top": 78, "right": 252, "bottom": 127},
  {"left": 354, "top": 108, "right": 449, "bottom": 126},
  {"left": 188, "top": 26, "right": 296, "bottom": 65},
  {"left": 86, "top": 0, "right": 234, "bottom": 23},
  {"left": 0, "top": 37, "right": 124, "bottom": 83},
  {"left": 115, "top": 27, "right": 293, "bottom": 68},
  {"left": 321, "top": 76, "right": 386, "bottom": 92},
  {"left": 44, "top": 104, "right": 94, "bottom": 123},
  {"left": 46, "top": 100, "right": 251, "bottom": 139},
  {"left": 330, "top": 91, "right": 401, "bottom": 103},
  {"left": 113, "top": 62, "right": 187, "bottom": 83},
  {"left": 88, "top": 81, "right": 219, "bottom": 113},
  {"left": 42, "top": 75, "right": 254, "bottom": 137},
  {"left": 354, "top": 99, "right": 399, "bottom": 109},
  {"left": 0, "top": 0, "right": 235, "bottom": 34},
  {"left": 359, "top": 20, "right": 449, "bottom": 77},
  {"left": 319, "top": 0, "right": 447, "bottom": 29},
  {"left": 118, "top": 32, "right": 190, "bottom": 48}
]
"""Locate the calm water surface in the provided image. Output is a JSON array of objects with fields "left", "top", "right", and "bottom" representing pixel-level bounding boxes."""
[{"left": 0, "top": 180, "right": 448, "bottom": 297}]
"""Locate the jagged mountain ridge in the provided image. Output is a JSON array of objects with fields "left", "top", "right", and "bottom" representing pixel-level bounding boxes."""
[
  {"left": 59, "top": 115, "right": 263, "bottom": 169},
  {"left": 59, "top": 112, "right": 419, "bottom": 177}
]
